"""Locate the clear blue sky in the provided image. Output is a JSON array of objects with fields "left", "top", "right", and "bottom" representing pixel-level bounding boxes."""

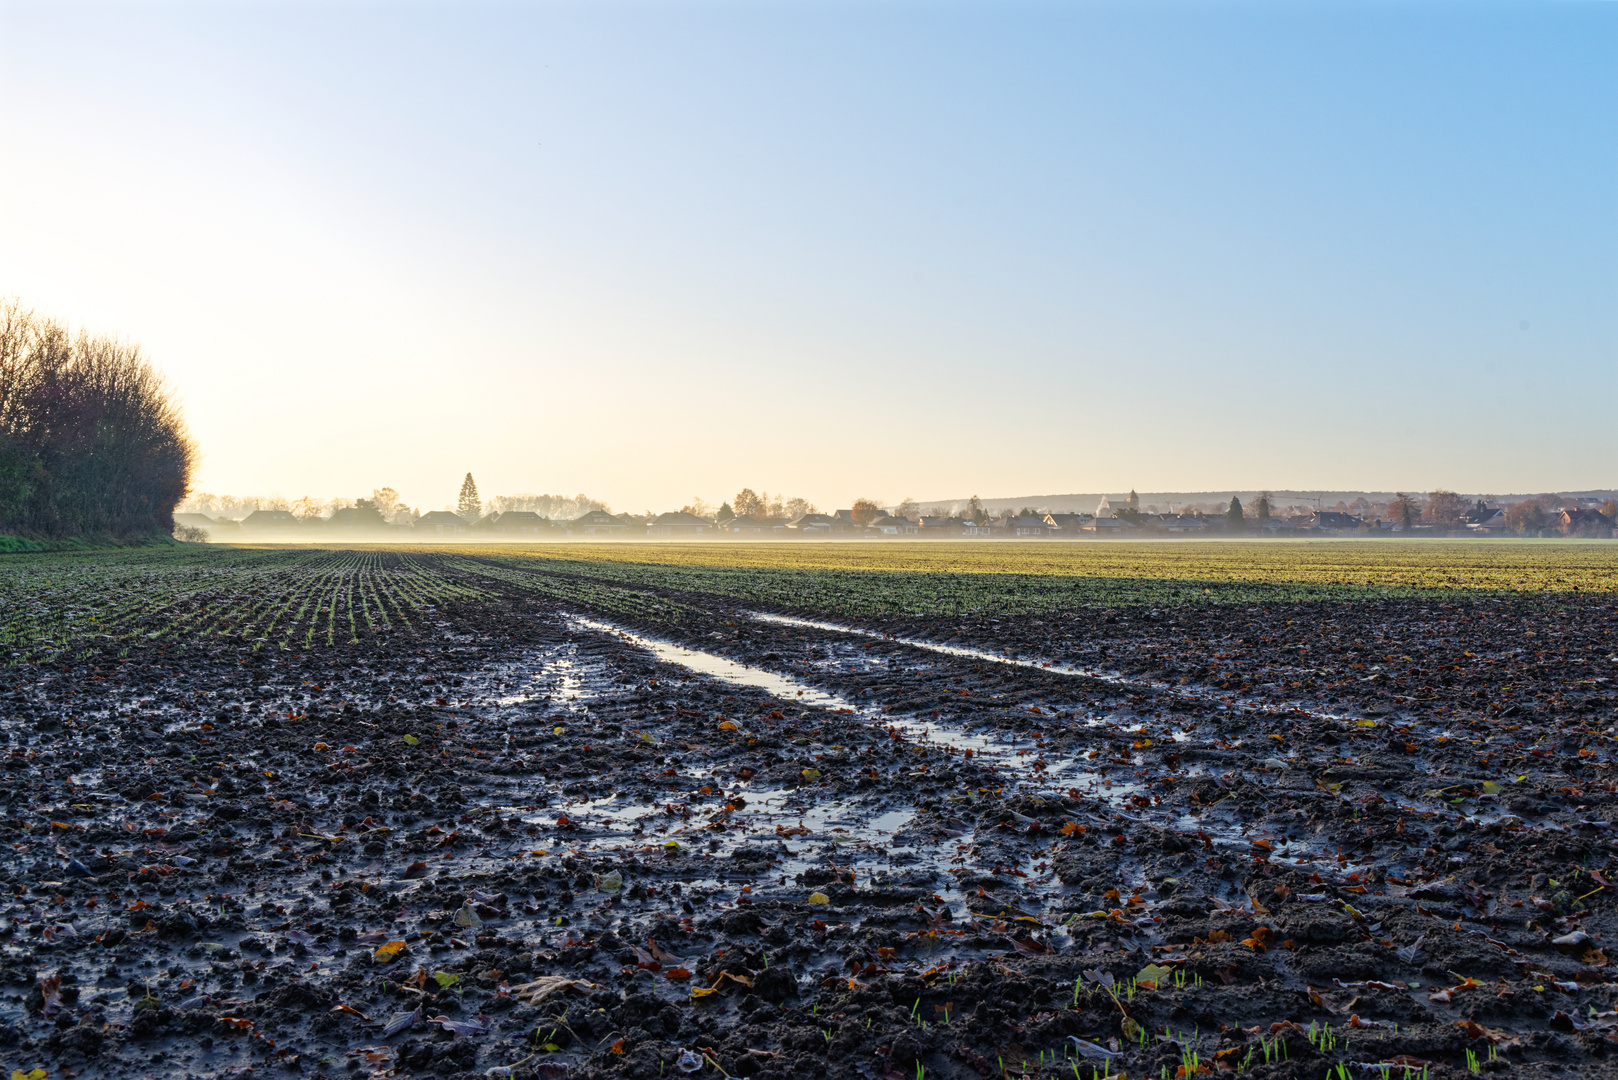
[{"left": 1, "top": 1, "right": 1612, "bottom": 512}]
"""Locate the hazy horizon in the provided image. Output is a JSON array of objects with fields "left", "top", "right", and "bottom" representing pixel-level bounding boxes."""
[{"left": 3, "top": 1, "right": 1613, "bottom": 511}]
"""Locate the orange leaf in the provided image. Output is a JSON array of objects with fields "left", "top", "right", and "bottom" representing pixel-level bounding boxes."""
[{"left": 373, "top": 940, "right": 407, "bottom": 963}]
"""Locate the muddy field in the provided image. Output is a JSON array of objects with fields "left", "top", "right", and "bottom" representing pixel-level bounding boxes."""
[{"left": 3, "top": 553, "right": 1616, "bottom": 1079}]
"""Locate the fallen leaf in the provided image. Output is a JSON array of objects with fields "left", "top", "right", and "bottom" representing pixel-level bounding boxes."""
[
  {"left": 807, "top": 892, "right": 830, "bottom": 905},
  {"left": 373, "top": 940, "right": 407, "bottom": 963},
  {"left": 382, "top": 1008, "right": 420, "bottom": 1037},
  {"left": 37, "top": 973, "right": 61, "bottom": 1019},
  {"left": 428, "top": 1015, "right": 489, "bottom": 1037},
  {"left": 509, "top": 976, "right": 600, "bottom": 1006}
]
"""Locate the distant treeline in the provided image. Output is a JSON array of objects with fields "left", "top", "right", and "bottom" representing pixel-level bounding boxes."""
[{"left": 0, "top": 301, "right": 194, "bottom": 539}]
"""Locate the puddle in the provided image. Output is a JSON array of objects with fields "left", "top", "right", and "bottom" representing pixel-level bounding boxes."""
[
  {"left": 558, "top": 614, "right": 1353, "bottom": 894},
  {"left": 751, "top": 611, "right": 1361, "bottom": 723},
  {"left": 570, "top": 616, "right": 860, "bottom": 713}
]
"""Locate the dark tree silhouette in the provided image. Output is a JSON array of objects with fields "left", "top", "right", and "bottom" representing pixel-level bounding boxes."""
[
  {"left": 0, "top": 300, "right": 195, "bottom": 539},
  {"left": 457, "top": 473, "right": 481, "bottom": 521}
]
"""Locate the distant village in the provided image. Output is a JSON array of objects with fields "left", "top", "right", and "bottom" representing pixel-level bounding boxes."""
[{"left": 174, "top": 481, "right": 1618, "bottom": 541}]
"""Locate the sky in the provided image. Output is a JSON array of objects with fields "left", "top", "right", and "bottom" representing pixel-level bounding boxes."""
[{"left": 1, "top": 1, "right": 1613, "bottom": 515}]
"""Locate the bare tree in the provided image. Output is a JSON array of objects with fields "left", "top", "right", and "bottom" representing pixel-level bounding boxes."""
[
  {"left": 783, "top": 496, "right": 816, "bottom": 520},
  {"left": 1387, "top": 493, "right": 1419, "bottom": 531},
  {"left": 1505, "top": 500, "right": 1545, "bottom": 534},
  {"left": 850, "top": 498, "right": 882, "bottom": 526},
  {"left": 1425, "top": 490, "right": 1468, "bottom": 529},
  {"left": 290, "top": 496, "right": 325, "bottom": 522},
  {"left": 733, "top": 488, "right": 763, "bottom": 518},
  {"left": 0, "top": 299, "right": 196, "bottom": 538},
  {"left": 371, "top": 487, "right": 401, "bottom": 522}
]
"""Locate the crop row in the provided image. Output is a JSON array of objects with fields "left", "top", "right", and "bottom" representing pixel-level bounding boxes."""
[
  {"left": 444, "top": 555, "right": 703, "bottom": 625},
  {"left": 0, "top": 549, "right": 496, "bottom": 663}
]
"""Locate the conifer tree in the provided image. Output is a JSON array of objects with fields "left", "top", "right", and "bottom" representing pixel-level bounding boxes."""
[
  {"left": 457, "top": 473, "right": 481, "bottom": 521},
  {"left": 1227, "top": 497, "right": 1245, "bottom": 531}
]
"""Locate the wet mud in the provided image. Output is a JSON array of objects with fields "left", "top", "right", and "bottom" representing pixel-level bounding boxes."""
[{"left": 4, "top": 579, "right": 1616, "bottom": 1080}]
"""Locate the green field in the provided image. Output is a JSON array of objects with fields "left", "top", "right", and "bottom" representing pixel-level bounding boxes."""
[
  {"left": 452, "top": 538, "right": 1616, "bottom": 617},
  {"left": 2, "top": 539, "right": 1609, "bottom": 664}
]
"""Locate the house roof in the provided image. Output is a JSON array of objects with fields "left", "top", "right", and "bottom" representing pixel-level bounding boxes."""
[
  {"left": 571, "top": 510, "right": 625, "bottom": 526},
  {"left": 497, "top": 511, "right": 547, "bottom": 523},
  {"left": 868, "top": 515, "right": 916, "bottom": 528},
  {"left": 789, "top": 513, "right": 837, "bottom": 527},
  {"left": 652, "top": 511, "right": 708, "bottom": 526},
  {"left": 418, "top": 510, "right": 466, "bottom": 525}
]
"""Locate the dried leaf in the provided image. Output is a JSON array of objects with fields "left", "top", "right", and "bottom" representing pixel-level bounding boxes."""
[
  {"left": 509, "top": 976, "right": 600, "bottom": 1006},
  {"left": 373, "top": 940, "right": 407, "bottom": 963},
  {"left": 428, "top": 1014, "right": 488, "bottom": 1037},
  {"left": 382, "top": 1008, "right": 420, "bottom": 1037},
  {"left": 37, "top": 973, "right": 62, "bottom": 1019}
]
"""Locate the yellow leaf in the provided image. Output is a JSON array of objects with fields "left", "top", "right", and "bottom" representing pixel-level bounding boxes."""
[
  {"left": 1482, "top": 781, "right": 1503, "bottom": 795},
  {"left": 1356, "top": 720, "right": 1378, "bottom": 727},
  {"left": 13, "top": 1070, "right": 47, "bottom": 1080},
  {"left": 373, "top": 940, "right": 407, "bottom": 962},
  {"left": 807, "top": 892, "right": 830, "bottom": 904},
  {"left": 801, "top": 768, "right": 821, "bottom": 780},
  {"left": 717, "top": 721, "right": 738, "bottom": 731},
  {"left": 402, "top": 734, "right": 419, "bottom": 746},
  {"left": 690, "top": 986, "right": 720, "bottom": 998},
  {"left": 553, "top": 726, "right": 565, "bottom": 735}
]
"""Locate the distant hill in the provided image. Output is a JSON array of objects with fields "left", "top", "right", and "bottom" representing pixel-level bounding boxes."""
[{"left": 915, "top": 489, "right": 1618, "bottom": 516}]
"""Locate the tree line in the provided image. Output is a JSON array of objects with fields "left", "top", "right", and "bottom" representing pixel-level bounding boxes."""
[{"left": 0, "top": 301, "right": 194, "bottom": 539}]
